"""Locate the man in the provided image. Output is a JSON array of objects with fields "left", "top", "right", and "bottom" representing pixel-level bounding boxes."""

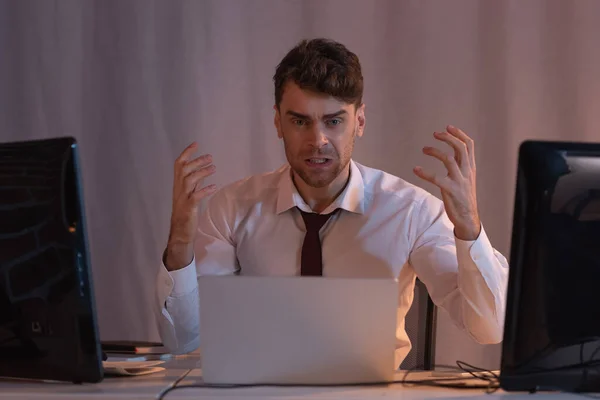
[{"left": 155, "top": 38, "right": 508, "bottom": 367}]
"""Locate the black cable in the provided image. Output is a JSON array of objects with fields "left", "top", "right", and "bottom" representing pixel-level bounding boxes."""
[
  {"left": 156, "top": 368, "right": 193, "bottom": 400},
  {"left": 455, "top": 360, "right": 499, "bottom": 383},
  {"left": 454, "top": 358, "right": 600, "bottom": 398},
  {"left": 401, "top": 361, "right": 498, "bottom": 387},
  {"left": 401, "top": 363, "right": 499, "bottom": 392},
  {"left": 451, "top": 359, "right": 600, "bottom": 398}
]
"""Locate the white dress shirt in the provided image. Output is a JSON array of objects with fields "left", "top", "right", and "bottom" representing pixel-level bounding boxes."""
[{"left": 155, "top": 160, "right": 509, "bottom": 367}]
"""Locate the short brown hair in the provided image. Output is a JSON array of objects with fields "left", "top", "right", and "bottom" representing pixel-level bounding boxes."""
[{"left": 273, "top": 38, "right": 363, "bottom": 109}]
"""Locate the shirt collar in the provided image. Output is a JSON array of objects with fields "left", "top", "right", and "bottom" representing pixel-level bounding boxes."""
[{"left": 276, "top": 160, "right": 365, "bottom": 215}]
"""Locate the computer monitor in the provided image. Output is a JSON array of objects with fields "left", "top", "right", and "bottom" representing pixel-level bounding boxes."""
[
  {"left": 0, "top": 137, "right": 103, "bottom": 383},
  {"left": 500, "top": 140, "right": 600, "bottom": 392}
]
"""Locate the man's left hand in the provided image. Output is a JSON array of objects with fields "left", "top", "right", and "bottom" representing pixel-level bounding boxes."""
[{"left": 413, "top": 125, "right": 481, "bottom": 241}]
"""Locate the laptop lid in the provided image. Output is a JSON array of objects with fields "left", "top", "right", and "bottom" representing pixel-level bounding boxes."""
[
  {"left": 0, "top": 137, "right": 103, "bottom": 383},
  {"left": 500, "top": 140, "right": 600, "bottom": 392},
  {"left": 198, "top": 276, "right": 398, "bottom": 385}
]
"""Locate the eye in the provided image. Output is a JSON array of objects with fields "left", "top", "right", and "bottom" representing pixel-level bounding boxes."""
[
  {"left": 326, "top": 118, "right": 342, "bottom": 127},
  {"left": 292, "top": 119, "right": 307, "bottom": 127}
]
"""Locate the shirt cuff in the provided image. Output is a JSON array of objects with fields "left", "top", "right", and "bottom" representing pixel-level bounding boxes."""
[
  {"left": 163, "top": 256, "right": 198, "bottom": 297},
  {"left": 455, "top": 224, "right": 494, "bottom": 269}
]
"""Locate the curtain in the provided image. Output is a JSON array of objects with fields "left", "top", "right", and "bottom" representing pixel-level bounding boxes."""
[{"left": 1, "top": 0, "right": 599, "bottom": 369}]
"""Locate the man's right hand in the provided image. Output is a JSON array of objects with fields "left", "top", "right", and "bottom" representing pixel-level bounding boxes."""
[{"left": 165, "top": 142, "right": 217, "bottom": 271}]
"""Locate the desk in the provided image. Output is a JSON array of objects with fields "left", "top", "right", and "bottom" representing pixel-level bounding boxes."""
[
  {"left": 161, "top": 386, "right": 587, "bottom": 400},
  {"left": 163, "top": 369, "right": 586, "bottom": 400},
  {"left": 0, "top": 354, "right": 199, "bottom": 400},
  {"left": 0, "top": 357, "right": 588, "bottom": 400}
]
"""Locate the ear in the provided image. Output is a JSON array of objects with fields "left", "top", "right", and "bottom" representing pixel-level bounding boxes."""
[
  {"left": 273, "top": 105, "right": 283, "bottom": 139},
  {"left": 355, "top": 103, "right": 366, "bottom": 138}
]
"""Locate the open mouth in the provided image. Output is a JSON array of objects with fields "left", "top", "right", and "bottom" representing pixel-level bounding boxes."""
[{"left": 305, "top": 158, "right": 333, "bottom": 167}]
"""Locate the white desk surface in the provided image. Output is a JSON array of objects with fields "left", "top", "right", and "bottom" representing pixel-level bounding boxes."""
[
  {"left": 163, "top": 369, "right": 586, "bottom": 400},
  {"left": 0, "top": 357, "right": 588, "bottom": 400}
]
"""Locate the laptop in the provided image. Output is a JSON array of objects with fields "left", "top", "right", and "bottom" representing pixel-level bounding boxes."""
[
  {"left": 0, "top": 137, "right": 104, "bottom": 383},
  {"left": 500, "top": 140, "right": 600, "bottom": 392},
  {"left": 198, "top": 275, "right": 398, "bottom": 385}
]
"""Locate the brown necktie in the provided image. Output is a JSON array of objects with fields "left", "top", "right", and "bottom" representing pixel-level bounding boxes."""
[{"left": 298, "top": 208, "right": 337, "bottom": 276}]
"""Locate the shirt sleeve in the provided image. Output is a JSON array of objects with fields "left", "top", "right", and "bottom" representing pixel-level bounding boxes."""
[
  {"left": 154, "top": 189, "right": 240, "bottom": 354},
  {"left": 408, "top": 194, "right": 509, "bottom": 344}
]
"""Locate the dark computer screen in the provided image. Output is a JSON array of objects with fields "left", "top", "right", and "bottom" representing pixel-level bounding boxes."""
[
  {"left": 501, "top": 140, "right": 600, "bottom": 392},
  {"left": 0, "top": 137, "right": 103, "bottom": 383}
]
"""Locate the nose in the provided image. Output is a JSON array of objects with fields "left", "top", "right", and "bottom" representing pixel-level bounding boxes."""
[{"left": 307, "top": 124, "right": 328, "bottom": 149}]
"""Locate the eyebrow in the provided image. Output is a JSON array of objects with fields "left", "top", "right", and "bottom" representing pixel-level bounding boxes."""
[{"left": 285, "top": 110, "right": 348, "bottom": 119}]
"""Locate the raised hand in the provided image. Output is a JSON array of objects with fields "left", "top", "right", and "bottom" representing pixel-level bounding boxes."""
[
  {"left": 413, "top": 125, "right": 481, "bottom": 241},
  {"left": 165, "top": 142, "right": 217, "bottom": 270}
]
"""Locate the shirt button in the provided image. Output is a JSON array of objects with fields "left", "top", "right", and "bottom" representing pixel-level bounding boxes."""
[{"left": 165, "top": 279, "right": 171, "bottom": 286}]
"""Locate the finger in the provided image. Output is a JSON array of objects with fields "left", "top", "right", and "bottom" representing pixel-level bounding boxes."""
[
  {"left": 422, "top": 146, "right": 461, "bottom": 178},
  {"left": 191, "top": 184, "right": 217, "bottom": 202},
  {"left": 433, "top": 131, "right": 469, "bottom": 173},
  {"left": 447, "top": 125, "right": 475, "bottom": 167},
  {"left": 183, "top": 165, "right": 216, "bottom": 193},
  {"left": 413, "top": 166, "right": 451, "bottom": 191},
  {"left": 175, "top": 142, "right": 199, "bottom": 168},
  {"left": 182, "top": 154, "right": 213, "bottom": 176}
]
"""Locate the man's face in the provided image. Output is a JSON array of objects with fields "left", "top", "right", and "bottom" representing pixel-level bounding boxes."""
[{"left": 274, "top": 82, "right": 365, "bottom": 188}]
